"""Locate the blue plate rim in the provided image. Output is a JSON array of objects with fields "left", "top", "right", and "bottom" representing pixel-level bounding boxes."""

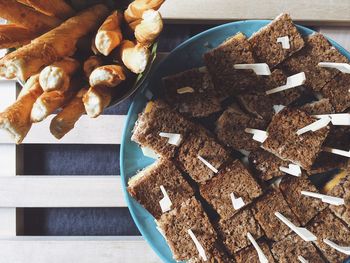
[{"left": 120, "top": 19, "right": 350, "bottom": 263}]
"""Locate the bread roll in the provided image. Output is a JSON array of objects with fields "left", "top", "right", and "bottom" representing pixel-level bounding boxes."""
[
  {"left": 124, "top": 0, "right": 164, "bottom": 24},
  {"left": 135, "top": 10, "right": 163, "bottom": 47},
  {"left": 119, "top": 40, "right": 150, "bottom": 74},
  {"left": 89, "top": 64, "right": 126, "bottom": 87},
  {"left": 0, "top": 24, "right": 38, "bottom": 49},
  {"left": 83, "top": 55, "right": 104, "bottom": 78},
  {"left": 83, "top": 86, "right": 112, "bottom": 118},
  {"left": 17, "top": 0, "right": 75, "bottom": 19}
]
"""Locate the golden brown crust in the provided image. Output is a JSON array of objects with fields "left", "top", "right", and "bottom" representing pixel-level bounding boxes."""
[
  {"left": 95, "top": 11, "right": 123, "bottom": 56},
  {"left": 17, "top": 0, "right": 75, "bottom": 19},
  {"left": 0, "top": 79, "right": 43, "bottom": 143},
  {"left": 0, "top": 4, "right": 109, "bottom": 81},
  {"left": 83, "top": 55, "right": 104, "bottom": 78},
  {"left": 124, "top": 0, "right": 164, "bottom": 24},
  {"left": 83, "top": 86, "right": 112, "bottom": 118},
  {"left": 0, "top": 24, "right": 38, "bottom": 49},
  {"left": 50, "top": 88, "right": 87, "bottom": 139},
  {"left": 89, "top": 64, "right": 126, "bottom": 88},
  {"left": 0, "top": 0, "right": 61, "bottom": 33},
  {"left": 119, "top": 40, "right": 150, "bottom": 74},
  {"left": 134, "top": 9, "right": 163, "bottom": 47}
]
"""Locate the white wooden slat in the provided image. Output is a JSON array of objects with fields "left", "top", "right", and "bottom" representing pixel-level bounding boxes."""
[
  {"left": 318, "top": 27, "right": 350, "bottom": 52},
  {"left": 0, "top": 80, "right": 18, "bottom": 236},
  {"left": 0, "top": 236, "right": 160, "bottom": 263},
  {"left": 160, "top": 0, "right": 350, "bottom": 25},
  {"left": 0, "top": 115, "right": 125, "bottom": 145},
  {"left": 0, "top": 176, "right": 126, "bottom": 208}
]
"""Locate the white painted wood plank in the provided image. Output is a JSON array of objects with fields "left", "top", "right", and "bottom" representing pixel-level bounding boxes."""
[
  {"left": 0, "top": 80, "right": 18, "bottom": 236},
  {"left": 0, "top": 176, "right": 126, "bottom": 207},
  {"left": 318, "top": 27, "right": 350, "bottom": 52},
  {"left": 0, "top": 236, "right": 160, "bottom": 263},
  {"left": 0, "top": 115, "right": 126, "bottom": 145},
  {"left": 160, "top": 0, "right": 350, "bottom": 25}
]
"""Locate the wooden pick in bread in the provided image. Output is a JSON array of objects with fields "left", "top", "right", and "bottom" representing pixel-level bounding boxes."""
[
  {"left": 124, "top": 0, "right": 165, "bottom": 24},
  {"left": 0, "top": 77, "right": 43, "bottom": 143},
  {"left": 0, "top": 4, "right": 109, "bottom": 82},
  {"left": 135, "top": 9, "right": 163, "bottom": 47},
  {"left": 83, "top": 86, "right": 112, "bottom": 118},
  {"left": 0, "top": 24, "right": 38, "bottom": 49},
  {"left": 39, "top": 57, "right": 80, "bottom": 92},
  {"left": 50, "top": 88, "right": 87, "bottom": 139},
  {"left": 17, "top": 0, "right": 75, "bottom": 19},
  {"left": 0, "top": 0, "right": 61, "bottom": 33},
  {"left": 83, "top": 55, "right": 104, "bottom": 78},
  {"left": 119, "top": 40, "right": 150, "bottom": 74},
  {"left": 95, "top": 11, "right": 123, "bottom": 56},
  {"left": 89, "top": 64, "right": 126, "bottom": 88}
]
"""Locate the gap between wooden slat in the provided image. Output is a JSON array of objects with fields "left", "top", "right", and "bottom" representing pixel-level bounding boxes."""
[
  {"left": 0, "top": 115, "right": 126, "bottom": 145},
  {"left": 0, "top": 176, "right": 126, "bottom": 208},
  {"left": 0, "top": 236, "right": 160, "bottom": 263},
  {"left": 160, "top": 0, "right": 350, "bottom": 26}
]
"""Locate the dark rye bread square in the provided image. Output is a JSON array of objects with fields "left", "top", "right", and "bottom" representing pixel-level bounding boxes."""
[
  {"left": 215, "top": 104, "right": 267, "bottom": 152},
  {"left": 253, "top": 189, "right": 300, "bottom": 242},
  {"left": 308, "top": 209, "right": 350, "bottom": 263},
  {"left": 279, "top": 175, "right": 328, "bottom": 225},
  {"left": 177, "top": 128, "right": 231, "bottom": 183},
  {"left": 321, "top": 73, "right": 350, "bottom": 112},
  {"left": 131, "top": 100, "right": 194, "bottom": 158},
  {"left": 300, "top": 98, "right": 335, "bottom": 115},
  {"left": 157, "top": 197, "right": 217, "bottom": 261},
  {"left": 234, "top": 240, "right": 275, "bottom": 263},
  {"left": 218, "top": 208, "right": 264, "bottom": 254},
  {"left": 127, "top": 158, "right": 194, "bottom": 219},
  {"left": 283, "top": 33, "right": 348, "bottom": 92},
  {"left": 249, "top": 148, "right": 289, "bottom": 181},
  {"left": 262, "top": 108, "right": 330, "bottom": 170},
  {"left": 327, "top": 173, "right": 350, "bottom": 228},
  {"left": 162, "top": 67, "right": 222, "bottom": 118},
  {"left": 249, "top": 13, "right": 305, "bottom": 67},
  {"left": 188, "top": 244, "right": 235, "bottom": 263},
  {"left": 204, "top": 32, "right": 263, "bottom": 97},
  {"left": 200, "top": 159, "right": 263, "bottom": 220},
  {"left": 271, "top": 233, "right": 325, "bottom": 263},
  {"left": 238, "top": 69, "right": 302, "bottom": 122}
]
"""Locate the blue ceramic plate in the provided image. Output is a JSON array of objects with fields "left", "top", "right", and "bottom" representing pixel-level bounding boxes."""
[{"left": 120, "top": 20, "right": 350, "bottom": 263}]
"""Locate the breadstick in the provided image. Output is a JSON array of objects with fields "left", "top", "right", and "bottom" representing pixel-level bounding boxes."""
[
  {"left": 0, "top": 24, "right": 38, "bottom": 49},
  {"left": 50, "top": 88, "right": 87, "bottom": 139},
  {"left": 0, "top": 0, "right": 61, "bottom": 33},
  {"left": 83, "top": 86, "right": 112, "bottom": 118},
  {"left": 0, "top": 78, "right": 43, "bottom": 143},
  {"left": 0, "top": 4, "right": 109, "bottom": 82},
  {"left": 39, "top": 57, "right": 80, "bottom": 92},
  {"left": 135, "top": 10, "right": 163, "bottom": 47},
  {"left": 83, "top": 55, "right": 104, "bottom": 78},
  {"left": 89, "top": 65, "right": 126, "bottom": 88},
  {"left": 119, "top": 40, "right": 150, "bottom": 74},
  {"left": 95, "top": 11, "right": 123, "bottom": 56},
  {"left": 17, "top": 0, "right": 75, "bottom": 19},
  {"left": 18, "top": 74, "right": 40, "bottom": 99},
  {"left": 124, "top": 0, "right": 165, "bottom": 24}
]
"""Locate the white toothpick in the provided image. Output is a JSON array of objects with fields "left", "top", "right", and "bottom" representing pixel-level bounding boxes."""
[
  {"left": 244, "top": 128, "right": 268, "bottom": 143},
  {"left": 197, "top": 155, "right": 218, "bottom": 173},
  {"left": 298, "top": 255, "right": 309, "bottom": 263},
  {"left": 230, "top": 192, "right": 245, "bottom": 210},
  {"left": 16, "top": 78, "right": 25, "bottom": 88},
  {"left": 247, "top": 232, "right": 269, "bottom": 263},
  {"left": 234, "top": 63, "right": 271, "bottom": 75},
  {"left": 323, "top": 147, "right": 350, "bottom": 158},
  {"left": 296, "top": 116, "right": 331, "bottom": 135},
  {"left": 273, "top": 105, "right": 286, "bottom": 114},
  {"left": 159, "top": 185, "right": 172, "bottom": 213},
  {"left": 324, "top": 239, "right": 350, "bottom": 255},
  {"left": 141, "top": 147, "right": 159, "bottom": 159},
  {"left": 266, "top": 72, "right": 306, "bottom": 95},
  {"left": 279, "top": 164, "right": 302, "bottom": 177},
  {"left": 159, "top": 132, "right": 182, "bottom": 146},
  {"left": 177, "top": 86, "right": 195, "bottom": 94},
  {"left": 188, "top": 229, "right": 207, "bottom": 261},
  {"left": 313, "top": 113, "right": 350, "bottom": 126},
  {"left": 277, "top": 36, "right": 290, "bottom": 49},
  {"left": 301, "top": 191, "right": 345, "bottom": 206},
  {"left": 318, "top": 62, "right": 350, "bottom": 74},
  {"left": 275, "top": 212, "right": 317, "bottom": 242}
]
